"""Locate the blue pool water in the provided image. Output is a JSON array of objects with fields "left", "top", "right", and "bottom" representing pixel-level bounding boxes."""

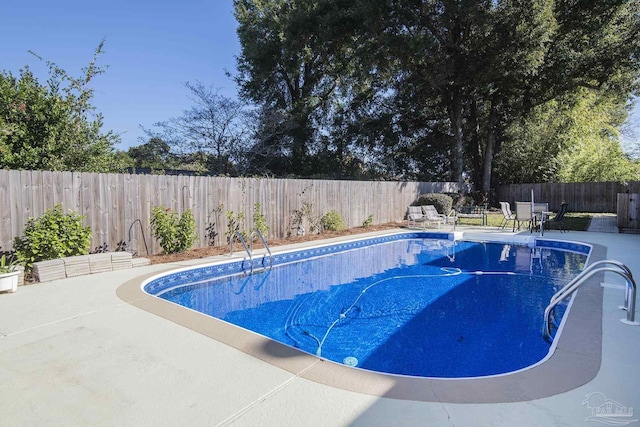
[{"left": 145, "top": 234, "right": 589, "bottom": 378}]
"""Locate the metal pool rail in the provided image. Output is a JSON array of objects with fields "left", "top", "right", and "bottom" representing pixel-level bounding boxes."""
[{"left": 543, "top": 259, "right": 638, "bottom": 340}]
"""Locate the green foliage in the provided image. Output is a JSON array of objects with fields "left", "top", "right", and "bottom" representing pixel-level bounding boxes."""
[
  {"left": 495, "top": 99, "right": 567, "bottom": 183},
  {"left": 150, "top": 207, "right": 196, "bottom": 254},
  {"left": 0, "top": 40, "right": 127, "bottom": 172},
  {"left": 252, "top": 202, "right": 268, "bottom": 236},
  {"left": 288, "top": 201, "right": 322, "bottom": 236},
  {"left": 0, "top": 254, "right": 18, "bottom": 273},
  {"left": 225, "top": 210, "right": 246, "bottom": 240},
  {"left": 13, "top": 205, "right": 92, "bottom": 270},
  {"left": 497, "top": 90, "right": 640, "bottom": 183},
  {"left": 320, "top": 210, "right": 346, "bottom": 231},
  {"left": 205, "top": 204, "right": 223, "bottom": 246},
  {"left": 556, "top": 92, "right": 640, "bottom": 182},
  {"left": 412, "top": 194, "right": 453, "bottom": 215},
  {"left": 128, "top": 137, "right": 176, "bottom": 171},
  {"left": 362, "top": 214, "right": 373, "bottom": 227},
  {"left": 232, "top": 0, "right": 640, "bottom": 187},
  {"left": 235, "top": 0, "right": 360, "bottom": 176}
]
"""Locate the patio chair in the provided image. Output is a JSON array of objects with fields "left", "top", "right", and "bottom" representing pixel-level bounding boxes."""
[
  {"left": 407, "top": 206, "right": 425, "bottom": 228},
  {"left": 499, "top": 202, "right": 516, "bottom": 230},
  {"left": 514, "top": 201, "right": 534, "bottom": 232},
  {"left": 407, "top": 206, "right": 427, "bottom": 228},
  {"left": 407, "top": 205, "right": 445, "bottom": 229},
  {"left": 545, "top": 203, "right": 569, "bottom": 232},
  {"left": 421, "top": 205, "right": 447, "bottom": 229}
]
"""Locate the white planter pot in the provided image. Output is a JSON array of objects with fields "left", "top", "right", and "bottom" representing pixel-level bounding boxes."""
[{"left": 0, "top": 270, "right": 19, "bottom": 293}]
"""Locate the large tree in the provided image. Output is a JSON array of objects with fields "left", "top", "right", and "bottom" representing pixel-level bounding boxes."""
[
  {"left": 232, "top": 0, "right": 559, "bottom": 183},
  {"left": 144, "top": 82, "right": 249, "bottom": 175},
  {"left": 0, "top": 41, "right": 126, "bottom": 172},
  {"left": 234, "top": 0, "right": 360, "bottom": 176},
  {"left": 374, "top": 0, "right": 640, "bottom": 190},
  {"left": 233, "top": 0, "right": 640, "bottom": 188},
  {"left": 128, "top": 137, "right": 176, "bottom": 171}
]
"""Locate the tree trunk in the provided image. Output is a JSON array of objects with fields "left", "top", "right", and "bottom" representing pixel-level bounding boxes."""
[
  {"left": 451, "top": 90, "right": 465, "bottom": 188},
  {"left": 482, "top": 97, "right": 498, "bottom": 195},
  {"left": 468, "top": 99, "right": 483, "bottom": 189}
]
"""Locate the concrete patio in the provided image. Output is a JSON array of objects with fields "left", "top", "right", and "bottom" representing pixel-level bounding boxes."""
[{"left": 1, "top": 227, "right": 639, "bottom": 426}]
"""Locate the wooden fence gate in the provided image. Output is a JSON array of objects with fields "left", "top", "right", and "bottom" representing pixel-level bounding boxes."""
[{"left": 617, "top": 193, "right": 640, "bottom": 233}]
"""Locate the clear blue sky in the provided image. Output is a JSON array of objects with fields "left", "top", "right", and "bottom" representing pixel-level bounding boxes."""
[
  {"left": 1, "top": 0, "right": 639, "bottom": 154},
  {"left": 1, "top": 0, "right": 241, "bottom": 150}
]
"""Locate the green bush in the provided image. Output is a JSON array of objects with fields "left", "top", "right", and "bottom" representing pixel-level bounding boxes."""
[
  {"left": 13, "top": 204, "right": 92, "bottom": 270},
  {"left": 412, "top": 193, "right": 453, "bottom": 215},
  {"left": 443, "top": 192, "right": 465, "bottom": 209},
  {"left": 252, "top": 202, "right": 268, "bottom": 236},
  {"left": 225, "top": 210, "right": 246, "bottom": 240},
  {"left": 150, "top": 207, "right": 196, "bottom": 254},
  {"left": 321, "top": 210, "right": 346, "bottom": 231},
  {"left": 362, "top": 214, "right": 373, "bottom": 227}
]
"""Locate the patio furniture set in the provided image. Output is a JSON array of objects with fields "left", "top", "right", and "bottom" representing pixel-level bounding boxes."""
[{"left": 407, "top": 201, "right": 567, "bottom": 235}]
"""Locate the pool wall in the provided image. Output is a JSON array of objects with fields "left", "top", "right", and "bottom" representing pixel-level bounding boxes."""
[{"left": 117, "top": 230, "right": 604, "bottom": 403}]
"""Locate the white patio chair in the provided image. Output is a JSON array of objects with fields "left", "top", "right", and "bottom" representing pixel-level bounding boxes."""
[
  {"left": 514, "top": 201, "right": 534, "bottom": 232},
  {"left": 420, "top": 205, "right": 447, "bottom": 229},
  {"left": 499, "top": 202, "right": 516, "bottom": 230},
  {"left": 407, "top": 206, "right": 427, "bottom": 228}
]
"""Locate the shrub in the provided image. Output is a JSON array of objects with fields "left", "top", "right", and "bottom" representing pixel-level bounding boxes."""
[
  {"left": 13, "top": 204, "right": 92, "bottom": 270},
  {"left": 288, "top": 202, "right": 321, "bottom": 236},
  {"left": 362, "top": 214, "right": 373, "bottom": 227},
  {"left": 252, "top": 202, "right": 268, "bottom": 236},
  {"left": 321, "top": 210, "right": 346, "bottom": 231},
  {"left": 444, "top": 192, "right": 465, "bottom": 209},
  {"left": 225, "top": 210, "right": 246, "bottom": 240},
  {"left": 150, "top": 207, "right": 196, "bottom": 254},
  {"left": 412, "top": 193, "right": 453, "bottom": 215}
]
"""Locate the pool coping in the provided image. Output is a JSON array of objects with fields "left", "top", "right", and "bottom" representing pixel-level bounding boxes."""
[{"left": 116, "top": 230, "right": 605, "bottom": 403}]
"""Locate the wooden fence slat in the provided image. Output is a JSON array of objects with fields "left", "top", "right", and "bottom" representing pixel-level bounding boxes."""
[
  {"left": 9, "top": 171, "right": 22, "bottom": 246},
  {"left": 42, "top": 170, "right": 53, "bottom": 209},
  {"left": 0, "top": 170, "right": 11, "bottom": 251},
  {"left": 20, "top": 170, "right": 33, "bottom": 221}
]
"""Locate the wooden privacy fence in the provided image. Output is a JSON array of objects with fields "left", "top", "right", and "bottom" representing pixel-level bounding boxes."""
[
  {"left": 617, "top": 193, "right": 640, "bottom": 232},
  {"left": 496, "top": 181, "right": 640, "bottom": 213},
  {"left": 0, "top": 169, "right": 459, "bottom": 256}
]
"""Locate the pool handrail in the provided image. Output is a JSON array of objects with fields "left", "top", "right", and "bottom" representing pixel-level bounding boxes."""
[
  {"left": 229, "top": 231, "right": 254, "bottom": 274},
  {"left": 543, "top": 259, "right": 638, "bottom": 340},
  {"left": 250, "top": 229, "right": 273, "bottom": 270}
]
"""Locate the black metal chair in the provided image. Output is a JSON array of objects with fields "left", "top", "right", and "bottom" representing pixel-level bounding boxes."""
[{"left": 546, "top": 203, "right": 569, "bottom": 232}]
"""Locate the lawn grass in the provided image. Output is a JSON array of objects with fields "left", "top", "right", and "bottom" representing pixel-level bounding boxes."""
[
  {"left": 474, "top": 211, "right": 592, "bottom": 231},
  {"left": 558, "top": 212, "right": 592, "bottom": 231}
]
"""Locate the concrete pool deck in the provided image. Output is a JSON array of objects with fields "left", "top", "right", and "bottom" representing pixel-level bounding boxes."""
[{"left": 1, "top": 227, "right": 639, "bottom": 426}]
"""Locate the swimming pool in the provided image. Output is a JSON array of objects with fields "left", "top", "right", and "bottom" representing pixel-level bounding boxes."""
[{"left": 143, "top": 232, "right": 590, "bottom": 379}]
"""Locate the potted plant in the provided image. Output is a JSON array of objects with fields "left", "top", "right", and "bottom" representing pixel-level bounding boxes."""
[{"left": 0, "top": 254, "right": 20, "bottom": 293}]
